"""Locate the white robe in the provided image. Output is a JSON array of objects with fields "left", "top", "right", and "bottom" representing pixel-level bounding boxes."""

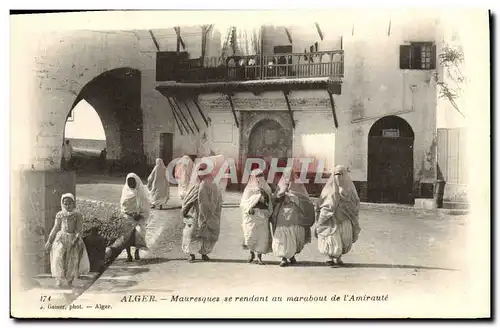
[
  {"left": 120, "top": 173, "right": 150, "bottom": 250},
  {"left": 147, "top": 158, "right": 170, "bottom": 207},
  {"left": 240, "top": 169, "right": 273, "bottom": 254},
  {"left": 315, "top": 165, "right": 361, "bottom": 258}
]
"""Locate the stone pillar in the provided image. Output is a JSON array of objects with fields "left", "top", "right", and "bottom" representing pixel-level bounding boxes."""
[{"left": 12, "top": 169, "right": 75, "bottom": 290}]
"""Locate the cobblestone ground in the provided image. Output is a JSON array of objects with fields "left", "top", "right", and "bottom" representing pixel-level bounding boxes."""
[{"left": 21, "top": 176, "right": 474, "bottom": 318}]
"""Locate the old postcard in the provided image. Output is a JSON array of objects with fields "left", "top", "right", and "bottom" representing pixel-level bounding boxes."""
[{"left": 9, "top": 9, "right": 490, "bottom": 319}]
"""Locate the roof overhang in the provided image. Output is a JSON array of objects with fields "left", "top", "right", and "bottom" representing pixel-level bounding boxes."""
[{"left": 155, "top": 76, "right": 342, "bottom": 97}]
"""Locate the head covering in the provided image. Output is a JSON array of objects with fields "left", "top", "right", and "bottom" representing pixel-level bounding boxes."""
[
  {"left": 240, "top": 169, "right": 273, "bottom": 213},
  {"left": 121, "top": 173, "right": 150, "bottom": 219},
  {"left": 272, "top": 167, "right": 315, "bottom": 230},
  {"left": 155, "top": 158, "right": 166, "bottom": 168},
  {"left": 61, "top": 193, "right": 76, "bottom": 215},
  {"left": 148, "top": 158, "right": 167, "bottom": 188},
  {"left": 242, "top": 169, "right": 271, "bottom": 200},
  {"left": 335, "top": 165, "right": 359, "bottom": 200},
  {"left": 192, "top": 155, "right": 228, "bottom": 194},
  {"left": 277, "top": 167, "right": 309, "bottom": 197},
  {"left": 175, "top": 156, "right": 194, "bottom": 179},
  {"left": 317, "top": 165, "right": 361, "bottom": 240},
  {"left": 320, "top": 164, "right": 360, "bottom": 212},
  {"left": 197, "top": 163, "right": 210, "bottom": 181},
  {"left": 175, "top": 155, "right": 195, "bottom": 200}
]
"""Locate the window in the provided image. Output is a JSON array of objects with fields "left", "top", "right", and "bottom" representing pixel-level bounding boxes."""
[
  {"left": 382, "top": 129, "right": 400, "bottom": 138},
  {"left": 400, "top": 42, "right": 436, "bottom": 70},
  {"left": 272, "top": 45, "right": 293, "bottom": 77},
  {"left": 273, "top": 45, "right": 293, "bottom": 54},
  {"left": 156, "top": 51, "right": 189, "bottom": 81}
]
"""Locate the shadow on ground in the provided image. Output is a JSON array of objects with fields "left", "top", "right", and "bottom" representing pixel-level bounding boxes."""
[
  {"left": 121, "top": 256, "right": 458, "bottom": 272},
  {"left": 89, "top": 278, "right": 139, "bottom": 291}
]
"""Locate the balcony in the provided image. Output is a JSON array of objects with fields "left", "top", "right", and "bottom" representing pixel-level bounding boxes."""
[
  {"left": 167, "top": 50, "right": 344, "bottom": 83},
  {"left": 155, "top": 50, "right": 344, "bottom": 98}
]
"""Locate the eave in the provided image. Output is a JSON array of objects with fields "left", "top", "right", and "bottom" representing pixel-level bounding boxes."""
[{"left": 155, "top": 76, "right": 342, "bottom": 97}]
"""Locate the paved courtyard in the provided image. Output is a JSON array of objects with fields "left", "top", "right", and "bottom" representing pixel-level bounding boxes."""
[{"left": 19, "top": 175, "right": 471, "bottom": 318}]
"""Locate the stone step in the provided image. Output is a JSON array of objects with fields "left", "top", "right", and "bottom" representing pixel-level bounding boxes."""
[
  {"left": 414, "top": 198, "right": 437, "bottom": 210},
  {"left": 443, "top": 201, "right": 469, "bottom": 210}
]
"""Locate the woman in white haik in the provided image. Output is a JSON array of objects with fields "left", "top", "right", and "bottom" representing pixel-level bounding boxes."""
[
  {"left": 175, "top": 155, "right": 194, "bottom": 201},
  {"left": 240, "top": 169, "right": 273, "bottom": 265},
  {"left": 270, "top": 167, "right": 315, "bottom": 267},
  {"left": 181, "top": 162, "right": 223, "bottom": 262},
  {"left": 120, "top": 173, "right": 150, "bottom": 261},
  {"left": 147, "top": 158, "right": 170, "bottom": 210},
  {"left": 315, "top": 165, "right": 361, "bottom": 267}
]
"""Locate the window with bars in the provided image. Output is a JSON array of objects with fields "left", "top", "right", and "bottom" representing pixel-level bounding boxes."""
[{"left": 400, "top": 42, "right": 436, "bottom": 70}]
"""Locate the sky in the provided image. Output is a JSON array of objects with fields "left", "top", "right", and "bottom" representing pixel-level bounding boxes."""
[{"left": 64, "top": 99, "right": 106, "bottom": 140}]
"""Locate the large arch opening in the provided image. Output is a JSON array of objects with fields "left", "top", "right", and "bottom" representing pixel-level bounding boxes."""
[
  {"left": 367, "top": 115, "right": 415, "bottom": 204},
  {"left": 64, "top": 67, "right": 146, "bottom": 177},
  {"left": 63, "top": 99, "right": 107, "bottom": 173}
]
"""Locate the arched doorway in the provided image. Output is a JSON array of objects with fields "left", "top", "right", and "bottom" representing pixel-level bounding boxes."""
[
  {"left": 367, "top": 115, "right": 415, "bottom": 204},
  {"left": 248, "top": 119, "right": 292, "bottom": 185},
  {"left": 67, "top": 67, "right": 145, "bottom": 176}
]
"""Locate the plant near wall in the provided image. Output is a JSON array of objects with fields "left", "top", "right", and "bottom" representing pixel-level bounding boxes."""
[{"left": 432, "top": 44, "right": 466, "bottom": 118}]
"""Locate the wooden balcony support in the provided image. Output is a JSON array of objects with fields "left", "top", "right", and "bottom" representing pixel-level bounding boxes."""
[
  {"left": 193, "top": 97, "right": 210, "bottom": 127},
  {"left": 226, "top": 92, "right": 239, "bottom": 128},
  {"left": 167, "top": 97, "right": 191, "bottom": 134},
  {"left": 172, "top": 97, "right": 194, "bottom": 134},
  {"left": 282, "top": 90, "right": 295, "bottom": 129},
  {"left": 327, "top": 90, "right": 339, "bottom": 129},
  {"left": 166, "top": 97, "right": 185, "bottom": 135},
  {"left": 182, "top": 99, "right": 200, "bottom": 133},
  {"left": 148, "top": 30, "right": 160, "bottom": 51}
]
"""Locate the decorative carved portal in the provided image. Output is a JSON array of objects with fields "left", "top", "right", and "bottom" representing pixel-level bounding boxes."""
[{"left": 239, "top": 111, "right": 293, "bottom": 188}]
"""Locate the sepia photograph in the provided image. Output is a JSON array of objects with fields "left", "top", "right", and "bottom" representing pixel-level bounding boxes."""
[{"left": 9, "top": 8, "right": 491, "bottom": 319}]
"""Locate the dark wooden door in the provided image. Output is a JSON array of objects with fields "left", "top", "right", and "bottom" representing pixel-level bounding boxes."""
[
  {"left": 159, "top": 133, "right": 173, "bottom": 168},
  {"left": 368, "top": 136, "right": 414, "bottom": 204}
]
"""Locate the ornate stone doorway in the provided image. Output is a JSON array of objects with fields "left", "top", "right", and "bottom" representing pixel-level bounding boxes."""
[{"left": 239, "top": 111, "right": 293, "bottom": 186}]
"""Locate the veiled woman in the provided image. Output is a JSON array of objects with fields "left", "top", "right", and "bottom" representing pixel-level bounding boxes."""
[
  {"left": 175, "top": 155, "right": 194, "bottom": 201},
  {"left": 271, "top": 167, "right": 316, "bottom": 267},
  {"left": 315, "top": 165, "right": 361, "bottom": 266},
  {"left": 147, "top": 158, "right": 170, "bottom": 210},
  {"left": 181, "top": 163, "right": 223, "bottom": 262},
  {"left": 240, "top": 169, "right": 273, "bottom": 265},
  {"left": 44, "top": 193, "right": 90, "bottom": 288},
  {"left": 119, "top": 173, "right": 150, "bottom": 261}
]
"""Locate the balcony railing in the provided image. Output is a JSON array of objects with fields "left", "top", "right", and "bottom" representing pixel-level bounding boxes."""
[{"left": 175, "top": 50, "right": 344, "bottom": 83}]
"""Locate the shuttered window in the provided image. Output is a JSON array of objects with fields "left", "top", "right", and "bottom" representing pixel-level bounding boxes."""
[{"left": 399, "top": 42, "right": 436, "bottom": 70}]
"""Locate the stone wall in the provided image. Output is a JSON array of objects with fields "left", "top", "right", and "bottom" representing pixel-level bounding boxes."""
[{"left": 69, "top": 138, "right": 107, "bottom": 152}]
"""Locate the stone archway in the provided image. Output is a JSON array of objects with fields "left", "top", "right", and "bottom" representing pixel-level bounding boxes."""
[
  {"left": 367, "top": 115, "right": 415, "bottom": 204},
  {"left": 66, "top": 67, "right": 145, "bottom": 175}
]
